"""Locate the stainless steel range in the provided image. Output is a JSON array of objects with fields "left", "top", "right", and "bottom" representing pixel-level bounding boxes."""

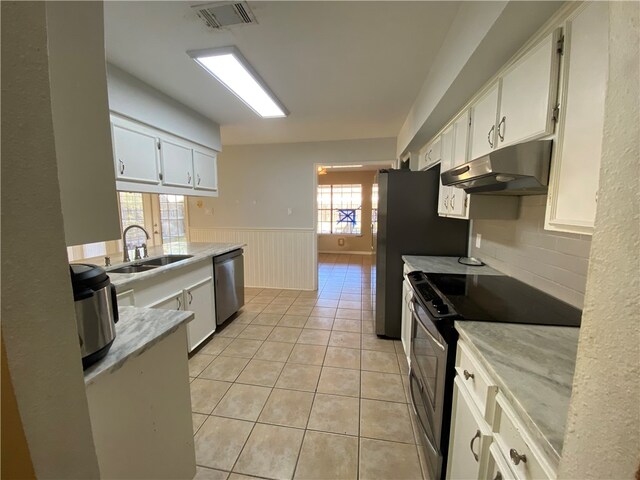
[{"left": 406, "top": 270, "right": 582, "bottom": 480}]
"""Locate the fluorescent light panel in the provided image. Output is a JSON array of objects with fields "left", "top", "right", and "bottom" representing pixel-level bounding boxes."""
[
  {"left": 322, "top": 165, "right": 364, "bottom": 169},
  {"left": 189, "top": 48, "right": 286, "bottom": 118}
]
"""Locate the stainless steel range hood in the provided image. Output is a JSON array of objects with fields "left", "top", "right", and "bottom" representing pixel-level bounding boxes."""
[{"left": 441, "top": 140, "right": 552, "bottom": 195}]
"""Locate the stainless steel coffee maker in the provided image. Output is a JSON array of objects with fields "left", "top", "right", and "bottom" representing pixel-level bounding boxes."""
[{"left": 70, "top": 264, "right": 119, "bottom": 369}]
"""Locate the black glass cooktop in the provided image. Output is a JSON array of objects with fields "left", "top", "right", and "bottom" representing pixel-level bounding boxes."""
[{"left": 425, "top": 273, "right": 582, "bottom": 327}]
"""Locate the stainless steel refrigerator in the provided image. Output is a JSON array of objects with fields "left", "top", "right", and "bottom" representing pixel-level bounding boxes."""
[{"left": 374, "top": 167, "right": 469, "bottom": 338}]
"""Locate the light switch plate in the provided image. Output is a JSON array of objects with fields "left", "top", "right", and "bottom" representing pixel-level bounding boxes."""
[{"left": 475, "top": 233, "right": 482, "bottom": 248}]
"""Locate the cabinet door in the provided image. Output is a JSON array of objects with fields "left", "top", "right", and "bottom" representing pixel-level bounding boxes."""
[
  {"left": 446, "top": 377, "right": 492, "bottom": 480},
  {"left": 545, "top": 2, "right": 608, "bottom": 234},
  {"left": 438, "top": 126, "right": 454, "bottom": 217},
  {"left": 112, "top": 124, "right": 160, "bottom": 184},
  {"left": 184, "top": 276, "right": 216, "bottom": 352},
  {"left": 116, "top": 289, "right": 135, "bottom": 307},
  {"left": 147, "top": 290, "right": 185, "bottom": 312},
  {"left": 452, "top": 111, "right": 470, "bottom": 168},
  {"left": 469, "top": 84, "right": 499, "bottom": 160},
  {"left": 487, "top": 444, "right": 516, "bottom": 480},
  {"left": 429, "top": 135, "right": 442, "bottom": 166},
  {"left": 193, "top": 151, "right": 218, "bottom": 191},
  {"left": 161, "top": 140, "right": 194, "bottom": 188},
  {"left": 498, "top": 30, "right": 560, "bottom": 147}
]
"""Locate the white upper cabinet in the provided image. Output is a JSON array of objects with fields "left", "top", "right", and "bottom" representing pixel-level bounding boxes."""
[
  {"left": 452, "top": 110, "right": 470, "bottom": 168},
  {"left": 438, "top": 126, "right": 454, "bottom": 216},
  {"left": 469, "top": 31, "right": 560, "bottom": 161},
  {"left": 161, "top": 140, "right": 193, "bottom": 188},
  {"left": 112, "top": 119, "right": 160, "bottom": 185},
  {"left": 419, "top": 135, "right": 443, "bottom": 171},
  {"left": 111, "top": 114, "right": 219, "bottom": 198},
  {"left": 545, "top": 2, "right": 608, "bottom": 235},
  {"left": 497, "top": 30, "right": 561, "bottom": 148},
  {"left": 46, "top": 1, "right": 121, "bottom": 246},
  {"left": 469, "top": 84, "right": 500, "bottom": 160},
  {"left": 193, "top": 151, "right": 219, "bottom": 191}
]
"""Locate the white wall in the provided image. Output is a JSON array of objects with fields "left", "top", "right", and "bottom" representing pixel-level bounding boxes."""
[
  {"left": 397, "top": 1, "right": 564, "bottom": 157},
  {"left": 470, "top": 196, "right": 591, "bottom": 309},
  {"left": 107, "top": 63, "right": 222, "bottom": 151},
  {"left": 188, "top": 138, "right": 395, "bottom": 230},
  {"left": 1, "top": 2, "right": 100, "bottom": 477},
  {"left": 188, "top": 138, "right": 395, "bottom": 289},
  {"left": 559, "top": 3, "right": 640, "bottom": 477}
]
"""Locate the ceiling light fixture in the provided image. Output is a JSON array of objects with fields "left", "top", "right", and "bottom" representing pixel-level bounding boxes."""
[
  {"left": 187, "top": 46, "right": 287, "bottom": 118},
  {"left": 321, "top": 165, "right": 364, "bottom": 169}
]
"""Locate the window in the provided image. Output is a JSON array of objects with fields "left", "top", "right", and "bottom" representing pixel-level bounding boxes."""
[
  {"left": 119, "top": 192, "right": 147, "bottom": 247},
  {"left": 317, "top": 184, "right": 362, "bottom": 235},
  {"left": 159, "top": 194, "right": 187, "bottom": 244},
  {"left": 371, "top": 183, "right": 379, "bottom": 235}
]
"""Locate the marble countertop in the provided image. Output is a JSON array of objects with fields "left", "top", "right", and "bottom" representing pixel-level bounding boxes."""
[
  {"left": 93, "top": 242, "right": 245, "bottom": 291},
  {"left": 455, "top": 321, "right": 580, "bottom": 466},
  {"left": 84, "top": 306, "right": 194, "bottom": 386},
  {"left": 402, "top": 255, "right": 502, "bottom": 275}
]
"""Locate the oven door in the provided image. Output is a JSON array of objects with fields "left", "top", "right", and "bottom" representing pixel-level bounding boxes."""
[
  {"left": 409, "top": 367, "right": 442, "bottom": 480},
  {"left": 409, "top": 298, "right": 449, "bottom": 450}
]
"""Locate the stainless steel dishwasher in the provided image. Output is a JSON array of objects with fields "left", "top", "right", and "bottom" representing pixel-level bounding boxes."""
[{"left": 213, "top": 249, "right": 245, "bottom": 325}]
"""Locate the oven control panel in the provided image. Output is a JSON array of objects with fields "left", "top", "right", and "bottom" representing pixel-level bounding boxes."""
[{"left": 406, "top": 271, "right": 457, "bottom": 319}]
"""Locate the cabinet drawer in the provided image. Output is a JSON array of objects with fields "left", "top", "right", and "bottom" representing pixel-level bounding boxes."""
[
  {"left": 493, "top": 394, "right": 555, "bottom": 480},
  {"left": 455, "top": 340, "right": 498, "bottom": 421},
  {"left": 487, "top": 443, "right": 516, "bottom": 480}
]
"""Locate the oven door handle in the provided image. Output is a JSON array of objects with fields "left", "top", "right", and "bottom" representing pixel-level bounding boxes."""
[{"left": 410, "top": 301, "right": 445, "bottom": 351}]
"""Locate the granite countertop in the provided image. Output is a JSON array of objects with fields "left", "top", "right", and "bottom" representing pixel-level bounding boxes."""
[
  {"left": 90, "top": 242, "right": 245, "bottom": 291},
  {"left": 84, "top": 306, "right": 194, "bottom": 386},
  {"left": 455, "top": 321, "right": 580, "bottom": 466},
  {"left": 402, "top": 255, "right": 503, "bottom": 275}
]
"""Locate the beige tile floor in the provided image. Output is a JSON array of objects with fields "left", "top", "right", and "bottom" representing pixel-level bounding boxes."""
[{"left": 189, "top": 254, "right": 427, "bottom": 480}]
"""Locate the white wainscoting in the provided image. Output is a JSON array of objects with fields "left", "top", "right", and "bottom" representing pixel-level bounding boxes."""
[{"left": 189, "top": 227, "right": 317, "bottom": 290}]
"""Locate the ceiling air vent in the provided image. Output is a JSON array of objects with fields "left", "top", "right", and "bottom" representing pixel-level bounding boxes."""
[{"left": 192, "top": 1, "right": 257, "bottom": 29}]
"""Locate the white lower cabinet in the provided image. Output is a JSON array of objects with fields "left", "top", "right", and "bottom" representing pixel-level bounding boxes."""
[
  {"left": 448, "top": 340, "right": 556, "bottom": 480},
  {"left": 148, "top": 290, "right": 184, "bottom": 311},
  {"left": 183, "top": 276, "right": 215, "bottom": 351},
  {"left": 123, "top": 258, "right": 216, "bottom": 353},
  {"left": 116, "top": 289, "right": 135, "bottom": 307},
  {"left": 488, "top": 443, "right": 516, "bottom": 480},
  {"left": 545, "top": 1, "right": 608, "bottom": 235},
  {"left": 447, "top": 377, "right": 492, "bottom": 480}
]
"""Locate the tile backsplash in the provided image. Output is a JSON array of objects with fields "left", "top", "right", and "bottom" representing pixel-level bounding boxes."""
[{"left": 470, "top": 196, "right": 591, "bottom": 309}]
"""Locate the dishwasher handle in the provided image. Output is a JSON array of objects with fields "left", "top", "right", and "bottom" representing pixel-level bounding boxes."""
[{"left": 214, "top": 248, "right": 243, "bottom": 264}]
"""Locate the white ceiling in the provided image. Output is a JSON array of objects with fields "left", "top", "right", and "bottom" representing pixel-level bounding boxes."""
[{"left": 104, "top": 1, "right": 461, "bottom": 146}]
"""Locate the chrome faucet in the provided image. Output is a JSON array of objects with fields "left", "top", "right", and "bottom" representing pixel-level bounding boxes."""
[{"left": 122, "top": 224, "right": 150, "bottom": 262}]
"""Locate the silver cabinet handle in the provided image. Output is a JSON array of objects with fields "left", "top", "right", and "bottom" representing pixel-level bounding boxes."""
[
  {"left": 463, "top": 369, "right": 475, "bottom": 380},
  {"left": 451, "top": 193, "right": 456, "bottom": 210},
  {"left": 509, "top": 448, "right": 527, "bottom": 466},
  {"left": 197, "top": 174, "right": 201, "bottom": 185},
  {"left": 177, "top": 296, "right": 182, "bottom": 310},
  {"left": 493, "top": 472, "right": 503, "bottom": 480},
  {"left": 470, "top": 429, "right": 481, "bottom": 462},
  {"left": 488, "top": 125, "right": 495, "bottom": 148},
  {"left": 188, "top": 291, "right": 193, "bottom": 305},
  {"left": 118, "top": 159, "right": 125, "bottom": 175},
  {"left": 498, "top": 116, "right": 506, "bottom": 142},
  {"left": 187, "top": 172, "right": 192, "bottom": 184}
]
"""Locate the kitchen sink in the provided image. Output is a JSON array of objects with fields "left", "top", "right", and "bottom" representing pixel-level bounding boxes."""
[
  {"left": 139, "top": 255, "right": 193, "bottom": 266},
  {"left": 108, "top": 264, "right": 159, "bottom": 274}
]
